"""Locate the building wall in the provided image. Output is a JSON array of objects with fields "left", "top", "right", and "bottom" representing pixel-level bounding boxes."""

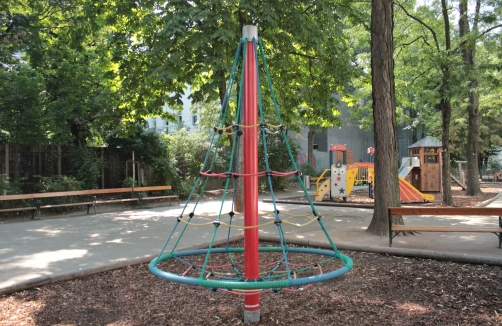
[
  {"left": 147, "top": 87, "right": 199, "bottom": 134},
  {"left": 290, "top": 104, "right": 375, "bottom": 172},
  {"left": 149, "top": 89, "right": 414, "bottom": 172},
  {"left": 290, "top": 104, "right": 414, "bottom": 172}
]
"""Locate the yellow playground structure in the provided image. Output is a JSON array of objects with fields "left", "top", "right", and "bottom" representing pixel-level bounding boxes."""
[{"left": 314, "top": 162, "right": 434, "bottom": 203}]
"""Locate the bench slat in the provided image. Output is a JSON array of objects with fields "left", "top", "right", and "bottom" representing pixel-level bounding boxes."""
[
  {"left": 389, "top": 207, "right": 502, "bottom": 216},
  {"left": 0, "top": 207, "right": 37, "bottom": 212},
  {"left": 133, "top": 186, "right": 172, "bottom": 192},
  {"left": 141, "top": 195, "right": 178, "bottom": 200},
  {"left": 392, "top": 225, "right": 502, "bottom": 233},
  {"left": 0, "top": 186, "right": 174, "bottom": 219},
  {"left": 95, "top": 199, "right": 138, "bottom": 204},
  {"left": 39, "top": 202, "right": 94, "bottom": 209},
  {"left": 0, "top": 186, "right": 173, "bottom": 201}
]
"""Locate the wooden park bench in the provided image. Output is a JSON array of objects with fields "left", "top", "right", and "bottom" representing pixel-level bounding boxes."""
[
  {"left": 388, "top": 207, "right": 502, "bottom": 248},
  {"left": 0, "top": 186, "right": 177, "bottom": 220},
  {"left": 134, "top": 186, "right": 179, "bottom": 208}
]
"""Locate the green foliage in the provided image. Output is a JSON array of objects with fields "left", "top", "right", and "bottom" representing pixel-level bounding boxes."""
[
  {"left": 106, "top": 126, "right": 168, "bottom": 165},
  {"left": 67, "top": 147, "right": 104, "bottom": 190},
  {"left": 0, "top": 64, "right": 46, "bottom": 145},
  {"left": 259, "top": 134, "right": 300, "bottom": 190},
  {"left": 107, "top": 126, "right": 189, "bottom": 194},
  {"left": 0, "top": 176, "right": 23, "bottom": 209},
  {"left": 106, "top": 0, "right": 358, "bottom": 133},
  {"left": 149, "top": 157, "right": 182, "bottom": 193},
  {"left": 388, "top": 0, "right": 502, "bottom": 164},
  {"left": 0, "top": 176, "right": 22, "bottom": 196},
  {"left": 35, "top": 175, "right": 82, "bottom": 193},
  {"left": 121, "top": 177, "right": 137, "bottom": 188},
  {"left": 298, "top": 163, "right": 319, "bottom": 177},
  {"left": 1, "top": 0, "right": 120, "bottom": 147},
  {"left": 167, "top": 128, "right": 222, "bottom": 180},
  {"left": 34, "top": 175, "right": 83, "bottom": 207}
]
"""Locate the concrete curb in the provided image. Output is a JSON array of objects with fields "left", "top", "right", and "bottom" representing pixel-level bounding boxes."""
[
  {"left": 475, "top": 191, "right": 502, "bottom": 207},
  {"left": 258, "top": 235, "right": 502, "bottom": 267},
  {"left": 0, "top": 235, "right": 243, "bottom": 296},
  {"left": 4, "top": 222, "right": 502, "bottom": 297},
  {"left": 263, "top": 198, "right": 374, "bottom": 209}
]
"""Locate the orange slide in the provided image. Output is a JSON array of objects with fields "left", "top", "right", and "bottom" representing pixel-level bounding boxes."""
[{"left": 398, "top": 177, "right": 435, "bottom": 202}]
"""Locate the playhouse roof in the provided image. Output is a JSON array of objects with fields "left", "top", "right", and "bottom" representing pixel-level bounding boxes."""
[{"left": 407, "top": 136, "right": 442, "bottom": 149}]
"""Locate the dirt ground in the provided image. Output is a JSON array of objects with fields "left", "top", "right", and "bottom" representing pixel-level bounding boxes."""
[
  {"left": 1, "top": 183, "right": 501, "bottom": 325},
  {"left": 315, "top": 182, "right": 502, "bottom": 208}
]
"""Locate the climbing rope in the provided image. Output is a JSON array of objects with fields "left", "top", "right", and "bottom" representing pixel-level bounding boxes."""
[{"left": 150, "top": 35, "right": 353, "bottom": 294}]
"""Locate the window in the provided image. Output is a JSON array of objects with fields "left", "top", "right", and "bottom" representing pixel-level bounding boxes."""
[
  {"left": 179, "top": 115, "right": 183, "bottom": 123},
  {"left": 192, "top": 115, "right": 198, "bottom": 125},
  {"left": 313, "top": 132, "right": 328, "bottom": 152},
  {"left": 425, "top": 155, "right": 437, "bottom": 164}
]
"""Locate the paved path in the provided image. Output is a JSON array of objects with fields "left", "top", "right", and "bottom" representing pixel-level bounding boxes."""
[{"left": 1, "top": 191, "right": 501, "bottom": 295}]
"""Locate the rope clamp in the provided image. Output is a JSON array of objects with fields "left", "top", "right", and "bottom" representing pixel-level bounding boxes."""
[
  {"left": 213, "top": 220, "right": 221, "bottom": 227},
  {"left": 225, "top": 171, "right": 233, "bottom": 178},
  {"left": 232, "top": 123, "right": 240, "bottom": 130},
  {"left": 274, "top": 219, "right": 282, "bottom": 226}
]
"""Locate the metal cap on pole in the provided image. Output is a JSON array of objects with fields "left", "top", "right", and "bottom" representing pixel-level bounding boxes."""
[{"left": 242, "top": 25, "right": 258, "bottom": 40}]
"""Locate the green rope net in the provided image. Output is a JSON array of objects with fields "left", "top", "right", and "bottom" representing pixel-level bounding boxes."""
[{"left": 150, "top": 37, "right": 353, "bottom": 294}]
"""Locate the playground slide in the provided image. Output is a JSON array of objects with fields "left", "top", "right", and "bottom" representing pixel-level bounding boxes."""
[
  {"left": 398, "top": 177, "right": 435, "bottom": 201},
  {"left": 315, "top": 177, "right": 331, "bottom": 202},
  {"left": 398, "top": 157, "right": 420, "bottom": 179},
  {"left": 399, "top": 166, "right": 413, "bottom": 179}
]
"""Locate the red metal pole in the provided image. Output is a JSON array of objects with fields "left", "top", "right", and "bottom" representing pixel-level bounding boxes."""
[{"left": 242, "top": 25, "right": 260, "bottom": 323}]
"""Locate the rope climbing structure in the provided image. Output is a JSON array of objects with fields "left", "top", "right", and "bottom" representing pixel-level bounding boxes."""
[{"left": 149, "top": 26, "right": 353, "bottom": 323}]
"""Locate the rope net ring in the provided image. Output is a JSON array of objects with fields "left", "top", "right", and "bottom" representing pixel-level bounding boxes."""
[{"left": 150, "top": 246, "right": 353, "bottom": 291}]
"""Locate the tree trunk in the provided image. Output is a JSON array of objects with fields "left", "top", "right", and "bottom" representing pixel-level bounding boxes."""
[
  {"left": 221, "top": 76, "right": 245, "bottom": 213},
  {"left": 465, "top": 84, "right": 482, "bottom": 195},
  {"left": 234, "top": 138, "right": 244, "bottom": 212},
  {"left": 439, "top": 0, "right": 453, "bottom": 205},
  {"left": 440, "top": 97, "right": 453, "bottom": 206},
  {"left": 307, "top": 129, "right": 315, "bottom": 166},
  {"left": 367, "top": 0, "right": 401, "bottom": 236},
  {"left": 459, "top": 0, "right": 483, "bottom": 196}
]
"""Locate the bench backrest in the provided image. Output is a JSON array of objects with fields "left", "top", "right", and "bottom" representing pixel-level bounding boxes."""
[
  {"left": 389, "top": 207, "right": 502, "bottom": 216},
  {"left": 0, "top": 186, "right": 172, "bottom": 201}
]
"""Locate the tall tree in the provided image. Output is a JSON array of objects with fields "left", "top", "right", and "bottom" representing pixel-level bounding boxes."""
[
  {"left": 2, "top": 0, "right": 121, "bottom": 146},
  {"left": 458, "top": 0, "right": 502, "bottom": 194},
  {"left": 106, "top": 0, "right": 356, "bottom": 132},
  {"left": 108, "top": 0, "right": 358, "bottom": 210},
  {"left": 367, "top": 0, "right": 401, "bottom": 236},
  {"left": 395, "top": 0, "right": 459, "bottom": 205}
]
